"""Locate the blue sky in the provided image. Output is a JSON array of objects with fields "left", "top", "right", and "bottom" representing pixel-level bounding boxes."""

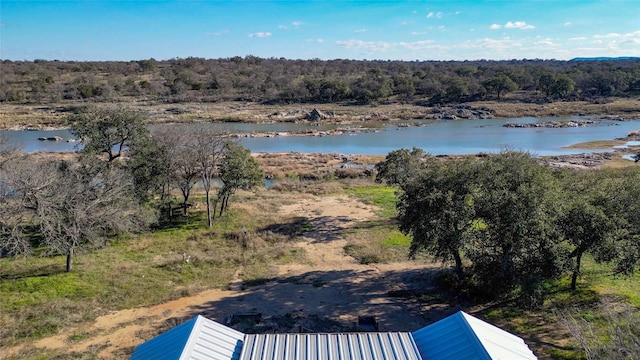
[{"left": 1, "top": 0, "right": 639, "bottom": 61}]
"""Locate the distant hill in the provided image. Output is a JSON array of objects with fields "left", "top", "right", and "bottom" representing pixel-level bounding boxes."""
[{"left": 570, "top": 56, "right": 640, "bottom": 61}]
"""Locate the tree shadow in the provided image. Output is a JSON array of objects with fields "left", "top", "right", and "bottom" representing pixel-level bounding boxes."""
[
  {"left": 259, "top": 215, "right": 354, "bottom": 243},
  {"left": 185, "top": 267, "right": 454, "bottom": 334},
  {"left": 259, "top": 217, "right": 310, "bottom": 240},
  {"left": 349, "top": 218, "right": 398, "bottom": 230},
  {"left": 0, "top": 262, "right": 67, "bottom": 280}
]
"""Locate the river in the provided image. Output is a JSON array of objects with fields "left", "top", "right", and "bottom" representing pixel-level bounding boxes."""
[{"left": 2, "top": 116, "right": 639, "bottom": 156}]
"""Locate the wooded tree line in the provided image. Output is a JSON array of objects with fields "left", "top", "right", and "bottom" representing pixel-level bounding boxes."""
[
  {"left": 376, "top": 149, "right": 640, "bottom": 308},
  {"left": 1, "top": 57, "right": 639, "bottom": 104},
  {"left": 0, "top": 107, "right": 263, "bottom": 271}
]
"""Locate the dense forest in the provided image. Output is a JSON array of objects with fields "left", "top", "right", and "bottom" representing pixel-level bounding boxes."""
[{"left": 2, "top": 57, "right": 640, "bottom": 105}]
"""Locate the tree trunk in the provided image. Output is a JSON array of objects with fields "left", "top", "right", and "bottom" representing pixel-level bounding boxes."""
[
  {"left": 66, "top": 247, "right": 73, "bottom": 272},
  {"left": 224, "top": 195, "right": 230, "bottom": 212},
  {"left": 219, "top": 196, "right": 225, "bottom": 217},
  {"left": 571, "top": 252, "right": 583, "bottom": 291},
  {"left": 452, "top": 250, "right": 464, "bottom": 281},
  {"left": 205, "top": 190, "right": 212, "bottom": 227}
]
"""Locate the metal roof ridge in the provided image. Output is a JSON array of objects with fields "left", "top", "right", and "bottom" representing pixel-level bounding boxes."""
[
  {"left": 459, "top": 311, "right": 537, "bottom": 360},
  {"left": 179, "top": 315, "right": 206, "bottom": 360}
]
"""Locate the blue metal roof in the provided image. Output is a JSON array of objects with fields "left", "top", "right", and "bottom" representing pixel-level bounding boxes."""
[
  {"left": 130, "top": 315, "right": 244, "bottom": 360},
  {"left": 131, "top": 316, "right": 196, "bottom": 360},
  {"left": 412, "top": 311, "right": 537, "bottom": 360},
  {"left": 131, "top": 312, "right": 537, "bottom": 360}
]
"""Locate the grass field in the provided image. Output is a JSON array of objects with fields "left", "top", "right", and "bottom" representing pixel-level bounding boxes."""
[{"left": 1, "top": 180, "right": 639, "bottom": 359}]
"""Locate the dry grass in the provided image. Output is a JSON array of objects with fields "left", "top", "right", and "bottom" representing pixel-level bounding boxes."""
[
  {"left": 2, "top": 97, "right": 639, "bottom": 129},
  {"left": 473, "top": 95, "right": 640, "bottom": 118},
  {"left": 564, "top": 140, "right": 627, "bottom": 149},
  {"left": 255, "top": 152, "right": 375, "bottom": 181},
  {"left": 0, "top": 189, "right": 314, "bottom": 353}
]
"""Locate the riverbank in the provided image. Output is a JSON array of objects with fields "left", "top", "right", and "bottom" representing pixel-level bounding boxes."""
[{"left": 1, "top": 97, "right": 639, "bottom": 130}]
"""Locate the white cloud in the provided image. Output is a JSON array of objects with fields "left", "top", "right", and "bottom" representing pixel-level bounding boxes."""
[
  {"left": 306, "top": 38, "right": 324, "bottom": 43},
  {"left": 279, "top": 21, "right": 302, "bottom": 30},
  {"left": 534, "top": 39, "right": 558, "bottom": 47},
  {"left": 504, "top": 21, "right": 535, "bottom": 29},
  {"left": 564, "top": 22, "right": 572, "bottom": 26},
  {"left": 593, "top": 32, "right": 622, "bottom": 39},
  {"left": 335, "top": 40, "right": 392, "bottom": 52},
  {"left": 427, "top": 12, "right": 442, "bottom": 19},
  {"left": 411, "top": 31, "right": 427, "bottom": 35},
  {"left": 335, "top": 39, "right": 437, "bottom": 53},
  {"left": 490, "top": 24, "right": 501, "bottom": 30},
  {"left": 457, "top": 37, "right": 525, "bottom": 55},
  {"left": 398, "top": 40, "right": 437, "bottom": 51},
  {"left": 354, "top": 29, "right": 367, "bottom": 33},
  {"left": 593, "top": 30, "right": 640, "bottom": 44},
  {"left": 569, "top": 37, "right": 587, "bottom": 41},
  {"left": 248, "top": 32, "right": 272, "bottom": 38},
  {"left": 206, "top": 30, "right": 228, "bottom": 36}
]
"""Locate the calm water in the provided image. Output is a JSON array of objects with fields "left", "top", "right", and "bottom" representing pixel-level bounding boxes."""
[{"left": 2, "top": 117, "right": 639, "bottom": 156}]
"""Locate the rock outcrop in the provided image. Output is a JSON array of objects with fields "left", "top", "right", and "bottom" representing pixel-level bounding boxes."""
[
  {"left": 503, "top": 120, "right": 600, "bottom": 128},
  {"left": 432, "top": 106, "right": 495, "bottom": 120}
]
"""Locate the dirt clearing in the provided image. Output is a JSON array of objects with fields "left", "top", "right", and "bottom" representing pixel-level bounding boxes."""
[{"left": 7, "top": 193, "right": 448, "bottom": 359}]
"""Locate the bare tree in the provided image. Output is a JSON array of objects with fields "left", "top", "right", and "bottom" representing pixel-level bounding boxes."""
[
  {"left": 190, "top": 126, "right": 227, "bottom": 227},
  {"left": 0, "top": 132, "right": 20, "bottom": 164},
  {"left": 557, "top": 298, "right": 640, "bottom": 359},
  {"left": 173, "top": 146, "right": 199, "bottom": 216},
  {"left": 1, "top": 155, "right": 150, "bottom": 271},
  {"left": 0, "top": 155, "right": 40, "bottom": 256}
]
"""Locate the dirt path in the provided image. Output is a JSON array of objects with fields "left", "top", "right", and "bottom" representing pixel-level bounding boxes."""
[{"left": 9, "top": 194, "right": 443, "bottom": 359}]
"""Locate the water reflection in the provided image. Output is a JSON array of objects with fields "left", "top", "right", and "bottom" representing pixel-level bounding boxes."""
[{"left": 2, "top": 117, "right": 638, "bottom": 156}]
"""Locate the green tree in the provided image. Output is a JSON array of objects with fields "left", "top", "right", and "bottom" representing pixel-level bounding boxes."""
[
  {"left": 470, "top": 151, "right": 562, "bottom": 305},
  {"left": 390, "top": 150, "right": 563, "bottom": 306},
  {"left": 551, "top": 74, "right": 575, "bottom": 98},
  {"left": 392, "top": 75, "right": 415, "bottom": 103},
  {"left": 398, "top": 157, "right": 478, "bottom": 279},
  {"left": 444, "top": 77, "right": 470, "bottom": 102},
  {"left": 538, "top": 73, "right": 556, "bottom": 97},
  {"left": 375, "top": 147, "right": 429, "bottom": 187},
  {"left": 482, "top": 74, "right": 518, "bottom": 99},
  {"left": 128, "top": 137, "right": 171, "bottom": 203},
  {"left": 559, "top": 200, "right": 615, "bottom": 290},
  {"left": 215, "top": 142, "right": 263, "bottom": 217},
  {"left": 68, "top": 106, "right": 149, "bottom": 163},
  {"left": 597, "top": 167, "right": 640, "bottom": 276}
]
